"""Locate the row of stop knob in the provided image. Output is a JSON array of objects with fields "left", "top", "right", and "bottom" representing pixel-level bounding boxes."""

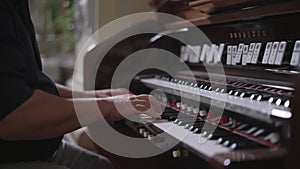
[
  {"left": 139, "top": 128, "right": 157, "bottom": 141},
  {"left": 173, "top": 101, "right": 208, "bottom": 117}
]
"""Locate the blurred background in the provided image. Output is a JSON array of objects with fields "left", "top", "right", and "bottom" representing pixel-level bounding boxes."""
[{"left": 28, "top": 0, "right": 152, "bottom": 85}]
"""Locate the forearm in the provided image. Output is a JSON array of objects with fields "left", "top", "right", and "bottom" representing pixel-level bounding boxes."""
[
  {"left": 56, "top": 83, "right": 131, "bottom": 99},
  {"left": 0, "top": 89, "right": 161, "bottom": 141},
  {"left": 0, "top": 90, "right": 110, "bottom": 141},
  {"left": 56, "top": 83, "right": 92, "bottom": 98},
  {"left": 56, "top": 84, "right": 109, "bottom": 98}
]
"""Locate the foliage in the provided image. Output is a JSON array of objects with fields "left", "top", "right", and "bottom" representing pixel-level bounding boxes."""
[{"left": 29, "top": 0, "right": 75, "bottom": 56}]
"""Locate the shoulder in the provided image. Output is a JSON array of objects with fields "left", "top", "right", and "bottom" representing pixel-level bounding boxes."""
[
  {"left": 0, "top": 0, "right": 17, "bottom": 20},
  {"left": 0, "top": 0, "right": 18, "bottom": 36}
]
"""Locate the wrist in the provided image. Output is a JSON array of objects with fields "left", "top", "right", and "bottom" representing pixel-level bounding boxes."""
[{"left": 97, "top": 99, "right": 114, "bottom": 122}]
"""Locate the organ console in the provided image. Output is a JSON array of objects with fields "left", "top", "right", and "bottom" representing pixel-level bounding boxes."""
[{"left": 80, "top": 0, "right": 300, "bottom": 169}]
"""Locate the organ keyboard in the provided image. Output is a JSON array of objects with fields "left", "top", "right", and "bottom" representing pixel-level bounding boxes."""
[
  {"left": 126, "top": 2, "right": 299, "bottom": 169},
  {"left": 85, "top": 0, "right": 300, "bottom": 169}
]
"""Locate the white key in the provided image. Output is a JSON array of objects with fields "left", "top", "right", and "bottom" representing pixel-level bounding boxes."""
[
  {"left": 141, "top": 78, "right": 292, "bottom": 120},
  {"left": 274, "top": 41, "right": 287, "bottom": 65},
  {"left": 200, "top": 44, "right": 210, "bottom": 62},
  {"left": 180, "top": 46, "right": 189, "bottom": 61},
  {"left": 188, "top": 45, "right": 201, "bottom": 63},
  {"left": 236, "top": 43, "right": 244, "bottom": 63},
  {"left": 251, "top": 43, "right": 262, "bottom": 64},
  {"left": 268, "top": 42, "right": 279, "bottom": 65},
  {"left": 214, "top": 43, "right": 225, "bottom": 63},
  {"left": 227, "top": 46, "right": 232, "bottom": 65},
  {"left": 242, "top": 45, "right": 249, "bottom": 65},
  {"left": 246, "top": 43, "right": 256, "bottom": 63},
  {"left": 232, "top": 46, "right": 237, "bottom": 65},
  {"left": 262, "top": 42, "right": 273, "bottom": 64},
  {"left": 290, "top": 41, "right": 300, "bottom": 66},
  {"left": 153, "top": 122, "right": 230, "bottom": 158}
]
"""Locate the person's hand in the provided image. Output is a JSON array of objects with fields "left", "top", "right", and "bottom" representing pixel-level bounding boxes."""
[
  {"left": 103, "top": 94, "right": 163, "bottom": 122},
  {"left": 95, "top": 88, "right": 132, "bottom": 98}
]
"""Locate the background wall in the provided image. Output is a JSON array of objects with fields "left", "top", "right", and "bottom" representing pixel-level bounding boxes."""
[
  {"left": 97, "top": 0, "right": 151, "bottom": 28},
  {"left": 29, "top": 0, "right": 152, "bottom": 85}
]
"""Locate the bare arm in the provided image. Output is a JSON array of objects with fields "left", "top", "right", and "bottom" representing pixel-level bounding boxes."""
[
  {"left": 56, "top": 84, "right": 131, "bottom": 98},
  {"left": 0, "top": 90, "right": 161, "bottom": 141}
]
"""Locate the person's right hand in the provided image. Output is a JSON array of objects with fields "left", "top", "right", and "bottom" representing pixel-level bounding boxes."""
[{"left": 102, "top": 94, "right": 163, "bottom": 122}]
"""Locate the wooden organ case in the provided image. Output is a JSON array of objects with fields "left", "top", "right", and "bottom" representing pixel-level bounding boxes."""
[{"left": 87, "top": 1, "right": 300, "bottom": 169}]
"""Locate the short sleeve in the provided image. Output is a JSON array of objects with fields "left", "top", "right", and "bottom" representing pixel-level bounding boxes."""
[{"left": 0, "top": 1, "right": 34, "bottom": 120}]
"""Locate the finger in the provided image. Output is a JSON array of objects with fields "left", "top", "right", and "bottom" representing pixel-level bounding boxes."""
[
  {"left": 132, "top": 95, "right": 163, "bottom": 118},
  {"left": 132, "top": 98, "right": 163, "bottom": 112},
  {"left": 134, "top": 104, "right": 149, "bottom": 112},
  {"left": 144, "top": 108, "right": 161, "bottom": 119},
  {"left": 135, "top": 105, "right": 160, "bottom": 118},
  {"left": 148, "top": 96, "right": 164, "bottom": 112},
  {"left": 132, "top": 99, "right": 151, "bottom": 105},
  {"left": 134, "top": 103, "right": 161, "bottom": 119}
]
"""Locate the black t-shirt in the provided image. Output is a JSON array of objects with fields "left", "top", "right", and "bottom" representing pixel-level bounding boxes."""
[{"left": 0, "top": 0, "right": 62, "bottom": 163}]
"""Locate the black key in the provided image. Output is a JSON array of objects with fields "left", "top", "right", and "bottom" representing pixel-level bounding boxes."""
[
  {"left": 239, "top": 90, "right": 257, "bottom": 98},
  {"left": 161, "top": 107, "right": 179, "bottom": 120},
  {"left": 168, "top": 115, "right": 178, "bottom": 121},
  {"left": 198, "top": 82, "right": 211, "bottom": 90},
  {"left": 193, "top": 123, "right": 216, "bottom": 134},
  {"left": 218, "top": 135, "right": 267, "bottom": 150},
  {"left": 256, "top": 93, "right": 273, "bottom": 101},
  {"left": 177, "top": 119, "right": 197, "bottom": 126},
  {"left": 233, "top": 140, "right": 266, "bottom": 150},
  {"left": 188, "top": 119, "right": 205, "bottom": 131},
  {"left": 250, "top": 93, "right": 260, "bottom": 100},
  {"left": 206, "top": 129, "right": 234, "bottom": 140},
  {"left": 270, "top": 96, "right": 290, "bottom": 106},
  {"left": 217, "top": 135, "right": 246, "bottom": 145}
]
